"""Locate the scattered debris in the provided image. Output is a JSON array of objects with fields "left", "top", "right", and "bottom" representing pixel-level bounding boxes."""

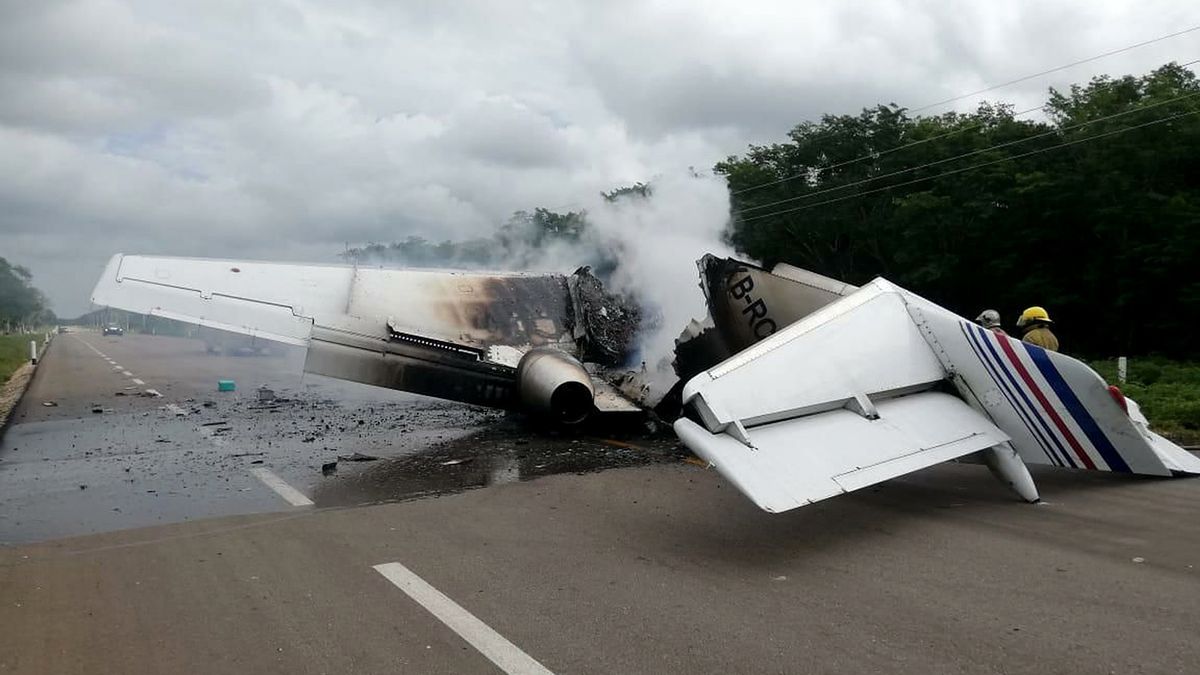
[
  {"left": 1132, "top": 557, "right": 1146, "bottom": 564},
  {"left": 202, "top": 401, "right": 216, "bottom": 408},
  {"left": 257, "top": 387, "right": 276, "bottom": 402},
  {"left": 230, "top": 451, "right": 266, "bottom": 458},
  {"left": 200, "top": 420, "right": 229, "bottom": 427},
  {"left": 91, "top": 407, "right": 103, "bottom": 414},
  {"left": 217, "top": 379, "right": 236, "bottom": 392},
  {"left": 250, "top": 459, "right": 264, "bottom": 465},
  {"left": 440, "top": 458, "right": 473, "bottom": 466},
  {"left": 115, "top": 392, "right": 127, "bottom": 397},
  {"left": 322, "top": 461, "right": 338, "bottom": 476},
  {"left": 336, "top": 452, "right": 380, "bottom": 462},
  {"left": 79, "top": 484, "right": 87, "bottom": 490},
  {"left": 41, "top": 401, "right": 58, "bottom": 407}
]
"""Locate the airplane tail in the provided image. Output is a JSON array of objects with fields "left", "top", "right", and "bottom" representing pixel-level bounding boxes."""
[{"left": 675, "top": 278, "right": 1199, "bottom": 513}]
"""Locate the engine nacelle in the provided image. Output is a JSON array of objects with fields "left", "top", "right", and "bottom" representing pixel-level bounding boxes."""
[{"left": 515, "top": 348, "right": 595, "bottom": 424}]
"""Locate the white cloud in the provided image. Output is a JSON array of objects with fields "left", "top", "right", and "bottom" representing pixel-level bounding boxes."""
[{"left": 0, "top": 0, "right": 1195, "bottom": 314}]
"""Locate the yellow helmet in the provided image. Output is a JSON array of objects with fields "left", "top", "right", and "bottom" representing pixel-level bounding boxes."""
[{"left": 1016, "top": 306, "right": 1052, "bottom": 327}]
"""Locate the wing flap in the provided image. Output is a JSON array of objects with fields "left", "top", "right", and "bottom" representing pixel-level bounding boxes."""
[{"left": 676, "top": 392, "right": 1007, "bottom": 512}]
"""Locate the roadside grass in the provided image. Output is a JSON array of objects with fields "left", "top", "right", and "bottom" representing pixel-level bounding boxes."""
[
  {"left": 0, "top": 334, "right": 40, "bottom": 384},
  {"left": 1088, "top": 357, "right": 1200, "bottom": 445}
]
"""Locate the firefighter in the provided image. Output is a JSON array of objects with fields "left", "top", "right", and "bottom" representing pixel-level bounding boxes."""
[
  {"left": 974, "top": 309, "right": 1006, "bottom": 335},
  {"left": 1016, "top": 306, "right": 1059, "bottom": 351}
]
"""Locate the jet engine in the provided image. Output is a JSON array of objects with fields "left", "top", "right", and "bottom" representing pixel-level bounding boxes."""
[{"left": 515, "top": 348, "right": 595, "bottom": 424}]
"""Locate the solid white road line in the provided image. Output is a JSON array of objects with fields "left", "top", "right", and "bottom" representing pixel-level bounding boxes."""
[
  {"left": 145, "top": 388, "right": 162, "bottom": 397},
  {"left": 373, "top": 562, "right": 555, "bottom": 675},
  {"left": 131, "top": 378, "right": 145, "bottom": 385},
  {"left": 250, "top": 468, "right": 314, "bottom": 507}
]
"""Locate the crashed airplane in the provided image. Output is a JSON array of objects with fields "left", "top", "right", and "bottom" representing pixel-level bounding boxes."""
[{"left": 91, "top": 253, "right": 1200, "bottom": 513}]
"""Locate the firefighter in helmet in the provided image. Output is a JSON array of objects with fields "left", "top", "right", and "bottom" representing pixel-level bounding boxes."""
[
  {"left": 974, "top": 309, "right": 1006, "bottom": 335},
  {"left": 1017, "top": 306, "right": 1058, "bottom": 351}
]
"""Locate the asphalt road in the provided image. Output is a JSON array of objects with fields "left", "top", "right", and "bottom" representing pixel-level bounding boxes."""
[{"left": 1, "top": 331, "right": 1199, "bottom": 673}]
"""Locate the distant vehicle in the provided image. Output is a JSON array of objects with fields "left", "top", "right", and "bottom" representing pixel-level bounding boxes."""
[
  {"left": 102, "top": 325, "right": 123, "bottom": 336},
  {"left": 57, "top": 326, "right": 67, "bottom": 334}
]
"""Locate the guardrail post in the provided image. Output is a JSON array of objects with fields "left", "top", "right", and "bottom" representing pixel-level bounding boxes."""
[
  {"left": 30, "top": 340, "right": 38, "bottom": 365},
  {"left": 1117, "top": 356, "right": 1127, "bottom": 384}
]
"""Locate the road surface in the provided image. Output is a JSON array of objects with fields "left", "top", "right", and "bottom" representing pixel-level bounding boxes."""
[{"left": 1, "top": 331, "right": 1199, "bottom": 674}]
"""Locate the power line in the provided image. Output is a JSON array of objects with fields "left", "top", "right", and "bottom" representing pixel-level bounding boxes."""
[
  {"left": 737, "top": 108, "right": 1199, "bottom": 224},
  {"left": 733, "top": 89, "right": 1200, "bottom": 216},
  {"left": 732, "top": 58, "right": 1200, "bottom": 197},
  {"left": 910, "top": 25, "right": 1200, "bottom": 113}
]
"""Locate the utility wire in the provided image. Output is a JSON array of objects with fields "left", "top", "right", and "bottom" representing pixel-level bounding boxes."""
[
  {"left": 910, "top": 25, "right": 1200, "bottom": 113},
  {"left": 732, "top": 89, "right": 1200, "bottom": 216},
  {"left": 737, "top": 108, "right": 1200, "bottom": 224},
  {"left": 732, "top": 58, "right": 1200, "bottom": 197}
]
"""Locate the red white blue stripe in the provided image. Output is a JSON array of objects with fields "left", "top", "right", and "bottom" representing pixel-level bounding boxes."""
[{"left": 960, "top": 323, "right": 1130, "bottom": 473}]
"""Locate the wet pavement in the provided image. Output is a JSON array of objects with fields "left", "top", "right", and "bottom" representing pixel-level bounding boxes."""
[
  {"left": 3, "top": 331, "right": 1200, "bottom": 674},
  {"left": 0, "top": 331, "right": 681, "bottom": 544}
]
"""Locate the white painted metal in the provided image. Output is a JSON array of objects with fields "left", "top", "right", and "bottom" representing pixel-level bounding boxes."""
[
  {"left": 980, "top": 444, "right": 1039, "bottom": 502},
  {"left": 91, "top": 254, "right": 354, "bottom": 346},
  {"left": 675, "top": 392, "right": 1007, "bottom": 513},
  {"left": 769, "top": 262, "right": 858, "bottom": 296},
  {"left": 676, "top": 271, "right": 1199, "bottom": 513},
  {"left": 1118, "top": 356, "right": 1128, "bottom": 384},
  {"left": 29, "top": 340, "right": 36, "bottom": 365},
  {"left": 682, "top": 281, "right": 945, "bottom": 434}
]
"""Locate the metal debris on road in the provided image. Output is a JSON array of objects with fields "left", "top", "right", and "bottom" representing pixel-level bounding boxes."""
[
  {"left": 336, "top": 452, "right": 380, "bottom": 462},
  {"left": 41, "top": 401, "right": 58, "bottom": 407},
  {"left": 322, "top": 461, "right": 338, "bottom": 476}
]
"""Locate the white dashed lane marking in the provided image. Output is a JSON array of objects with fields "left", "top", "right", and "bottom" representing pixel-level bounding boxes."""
[
  {"left": 121, "top": 370, "right": 133, "bottom": 377},
  {"left": 250, "top": 468, "right": 314, "bottom": 507},
  {"left": 373, "top": 562, "right": 555, "bottom": 675}
]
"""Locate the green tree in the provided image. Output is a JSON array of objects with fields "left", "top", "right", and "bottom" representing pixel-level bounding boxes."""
[
  {"left": 717, "top": 63, "right": 1200, "bottom": 358},
  {"left": 0, "top": 257, "right": 53, "bottom": 331}
]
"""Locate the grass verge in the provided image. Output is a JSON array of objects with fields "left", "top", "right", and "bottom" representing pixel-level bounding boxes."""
[
  {"left": 0, "top": 334, "right": 39, "bottom": 384},
  {"left": 1088, "top": 357, "right": 1200, "bottom": 445}
]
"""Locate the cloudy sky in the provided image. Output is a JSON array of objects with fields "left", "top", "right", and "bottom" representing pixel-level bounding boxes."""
[{"left": 1, "top": 0, "right": 1196, "bottom": 316}]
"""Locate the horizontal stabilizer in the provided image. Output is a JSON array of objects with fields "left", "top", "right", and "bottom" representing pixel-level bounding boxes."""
[
  {"left": 90, "top": 254, "right": 354, "bottom": 346},
  {"left": 675, "top": 392, "right": 1007, "bottom": 512}
]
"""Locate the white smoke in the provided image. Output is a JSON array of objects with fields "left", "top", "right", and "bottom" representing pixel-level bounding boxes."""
[
  {"left": 580, "top": 172, "right": 734, "bottom": 368},
  {"left": 349, "top": 170, "right": 735, "bottom": 399},
  {"left": 508, "top": 171, "right": 734, "bottom": 399}
]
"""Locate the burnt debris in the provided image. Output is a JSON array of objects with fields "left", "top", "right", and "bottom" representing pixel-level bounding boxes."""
[{"left": 567, "top": 266, "right": 643, "bottom": 367}]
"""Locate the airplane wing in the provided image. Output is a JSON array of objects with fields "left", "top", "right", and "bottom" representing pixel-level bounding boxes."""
[
  {"left": 91, "top": 254, "right": 641, "bottom": 417},
  {"left": 675, "top": 277, "right": 1200, "bottom": 513}
]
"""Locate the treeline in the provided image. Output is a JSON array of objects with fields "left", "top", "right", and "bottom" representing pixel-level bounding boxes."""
[
  {"left": 342, "top": 208, "right": 590, "bottom": 269},
  {"left": 343, "top": 64, "right": 1197, "bottom": 358},
  {"left": 0, "top": 257, "right": 54, "bottom": 332},
  {"left": 340, "top": 185, "right": 653, "bottom": 274},
  {"left": 717, "top": 63, "right": 1200, "bottom": 358}
]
